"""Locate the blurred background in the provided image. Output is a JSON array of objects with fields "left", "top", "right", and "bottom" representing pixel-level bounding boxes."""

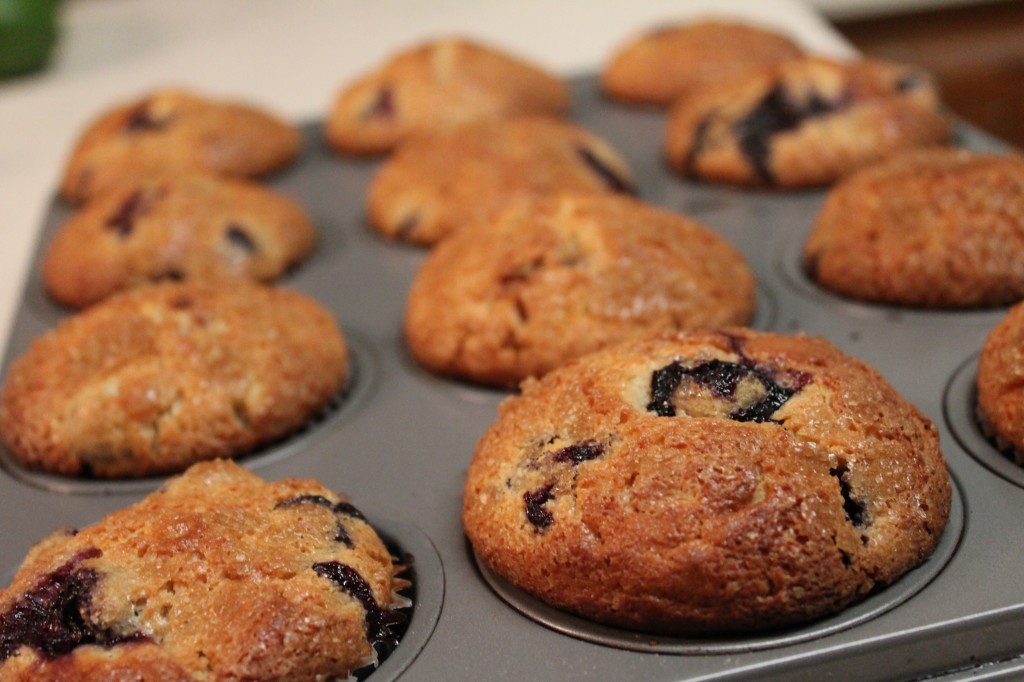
[
  {"left": 824, "top": 0, "right": 1024, "bottom": 149},
  {"left": 3, "top": 0, "right": 1021, "bottom": 148}
]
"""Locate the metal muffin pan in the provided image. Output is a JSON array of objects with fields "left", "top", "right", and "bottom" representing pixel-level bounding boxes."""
[{"left": 1, "top": 75, "right": 1023, "bottom": 680}]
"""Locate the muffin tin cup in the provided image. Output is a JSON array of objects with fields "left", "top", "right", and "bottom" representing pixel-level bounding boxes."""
[
  {"left": 0, "top": 328, "right": 379, "bottom": 496},
  {"left": 364, "top": 517, "right": 445, "bottom": 682},
  {"left": 944, "top": 354, "right": 1024, "bottom": 490},
  {"left": 474, "top": 476, "right": 965, "bottom": 655},
  {"left": 774, "top": 234, "right": 1013, "bottom": 326},
  {"left": 0, "top": 509, "right": 444, "bottom": 682}
]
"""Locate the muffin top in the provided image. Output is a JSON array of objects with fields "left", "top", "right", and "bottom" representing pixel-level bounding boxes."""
[
  {"left": 601, "top": 19, "right": 803, "bottom": 106},
  {"left": 464, "top": 328, "right": 951, "bottom": 635},
  {"left": 664, "top": 57, "right": 951, "bottom": 187},
  {"left": 804, "top": 147, "right": 1024, "bottom": 308},
  {"left": 978, "top": 301, "right": 1024, "bottom": 463},
  {"left": 405, "top": 191, "right": 755, "bottom": 387},
  {"left": 0, "top": 460, "right": 408, "bottom": 681},
  {"left": 0, "top": 281, "right": 348, "bottom": 477},
  {"left": 43, "top": 173, "right": 316, "bottom": 309},
  {"left": 59, "top": 88, "right": 300, "bottom": 203},
  {"left": 325, "top": 37, "right": 570, "bottom": 155},
  {"left": 366, "top": 116, "right": 635, "bottom": 246}
]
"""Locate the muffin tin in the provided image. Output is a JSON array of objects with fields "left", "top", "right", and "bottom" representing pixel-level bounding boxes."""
[{"left": 2, "top": 75, "right": 1023, "bottom": 680}]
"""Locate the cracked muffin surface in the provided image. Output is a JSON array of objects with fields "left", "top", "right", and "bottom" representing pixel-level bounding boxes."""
[
  {"left": 325, "top": 37, "right": 570, "bottom": 155},
  {"left": 59, "top": 89, "right": 300, "bottom": 204},
  {"left": 404, "top": 192, "right": 755, "bottom": 387},
  {"left": 366, "top": 116, "right": 635, "bottom": 246},
  {"left": 0, "top": 460, "right": 408, "bottom": 681},
  {"left": 42, "top": 174, "right": 317, "bottom": 309},
  {"left": 0, "top": 281, "right": 348, "bottom": 477},
  {"left": 463, "top": 328, "right": 951, "bottom": 635},
  {"left": 664, "top": 56, "right": 950, "bottom": 188}
]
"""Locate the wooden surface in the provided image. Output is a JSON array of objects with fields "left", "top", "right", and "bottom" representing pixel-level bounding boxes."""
[{"left": 836, "top": 0, "right": 1024, "bottom": 149}]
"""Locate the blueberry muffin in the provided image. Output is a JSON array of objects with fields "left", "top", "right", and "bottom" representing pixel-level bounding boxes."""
[
  {"left": 405, "top": 192, "right": 755, "bottom": 387},
  {"left": 0, "top": 281, "right": 348, "bottom": 477},
  {"left": 59, "top": 89, "right": 301, "bottom": 204},
  {"left": 977, "top": 302, "right": 1024, "bottom": 463},
  {"left": 367, "top": 116, "right": 635, "bottom": 246},
  {"left": 0, "top": 459, "right": 409, "bottom": 681},
  {"left": 42, "top": 174, "right": 317, "bottom": 309},
  {"left": 464, "top": 328, "right": 951, "bottom": 635},
  {"left": 804, "top": 148, "right": 1024, "bottom": 308},
  {"left": 601, "top": 19, "right": 803, "bottom": 106},
  {"left": 325, "top": 37, "right": 570, "bottom": 155},
  {"left": 665, "top": 57, "right": 951, "bottom": 188}
]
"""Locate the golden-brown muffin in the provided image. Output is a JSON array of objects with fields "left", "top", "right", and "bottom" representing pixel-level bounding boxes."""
[
  {"left": 804, "top": 148, "right": 1024, "bottom": 308},
  {"left": 978, "top": 301, "right": 1024, "bottom": 462},
  {"left": 0, "top": 281, "right": 348, "bottom": 477},
  {"left": 325, "top": 37, "right": 570, "bottom": 155},
  {"left": 59, "top": 89, "right": 300, "bottom": 204},
  {"left": 464, "top": 328, "right": 951, "bottom": 635},
  {"left": 367, "top": 116, "right": 635, "bottom": 246},
  {"left": 664, "top": 57, "right": 951, "bottom": 187},
  {"left": 43, "top": 174, "right": 316, "bottom": 309},
  {"left": 405, "top": 191, "right": 755, "bottom": 387},
  {"left": 0, "top": 460, "right": 408, "bottom": 680},
  {"left": 601, "top": 19, "right": 803, "bottom": 106}
]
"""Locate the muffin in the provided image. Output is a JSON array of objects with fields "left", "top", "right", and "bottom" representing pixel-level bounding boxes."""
[
  {"left": 0, "top": 281, "right": 348, "bottom": 477},
  {"left": 59, "top": 88, "right": 301, "bottom": 203},
  {"left": 601, "top": 19, "right": 803, "bottom": 106},
  {"left": 0, "top": 459, "right": 409, "bottom": 681},
  {"left": 367, "top": 116, "right": 635, "bottom": 246},
  {"left": 804, "top": 148, "right": 1024, "bottom": 308},
  {"left": 325, "top": 37, "right": 570, "bottom": 155},
  {"left": 464, "top": 328, "right": 951, "bottom": 635},
  {"left": 405, "top": 191, "right": 755, "bottom": 387},
  {"left": 977, "top": 301, "right": 1024, "bottom": 462},
  {"left": 664, "top": 56, "right": 951, "bottom": 187},
  {"left": 42, "top": 174, "right": 317, "bottom": 309}
]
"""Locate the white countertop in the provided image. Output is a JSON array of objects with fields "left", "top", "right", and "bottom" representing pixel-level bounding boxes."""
[{"left": 0, "top": 0, "right": 855, "bottom": 359}]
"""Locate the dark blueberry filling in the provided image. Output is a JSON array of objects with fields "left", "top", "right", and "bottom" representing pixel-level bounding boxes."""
[
  {"left": 648, "top": 361, "right": 686, "bottom": 417},
  {"left": 732, "top": 84, "right": 847, "bottom": 184},
  {"left": 552, "top": 440, "right": 605, "bottom": 465},
  {"left": 894, "top": 73, "right": 923, "bottom": 92},
  {"left": 277, "top": 494, "right": 333, "bottom": 509},
  {"left": 168, "top": 294, "right": 193, "bottom": 309},
  {"left": 730, "top": 378, "right": 797, "bottom": 423},
  {"left": 683, "top": 359, "right": 752, "bottom": 399},
  {"left": 105, "top": 190, "right": 149, "bottom": 238},
  {"left": 803, "top": 250, "right": 822, "bottom": 282},
  {"left": 523, "top": 483, "right": 556, "bottom": 530},
  {"left": 684, "top": 116, "right": 712, "bottom": 179},
  {"left": 576, "top": 147, "right": 635, "bottom": 194},
  {"left": 363, "top": 87, "right": 395, "bottom": 120},
  {"left": 0, "top": 548, "right": 148, "bottom": 661},
  {"left": 395, "top": 212, "right": 419, "bottom": 241},
  {"left": 312, "top": 561, "right": 405, "bottom": 654},
  {"left": 829, "top": 461, "right": 869, "bottom": 529},
  {"left": 646, "top": 358, "right": 798, "bottom": 423},
  {"left": 124, "top": 102, "right": 169, "bottom": 132},
  {"left": 225, "top": 224, "right": 258, "bottom": 254},
  {"left": 332, "top": 501, "right": 367, "bottom": 522},
  {"left": 276, "top": 495, "right": 369, "bottom": 548},
  {"left": 499, "top": 257, "right": 544, "bottom": 287}
]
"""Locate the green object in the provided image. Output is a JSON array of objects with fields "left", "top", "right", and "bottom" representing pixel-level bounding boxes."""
[{"left": 0, "top": 0, "right": 58, "bottom": 78}]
